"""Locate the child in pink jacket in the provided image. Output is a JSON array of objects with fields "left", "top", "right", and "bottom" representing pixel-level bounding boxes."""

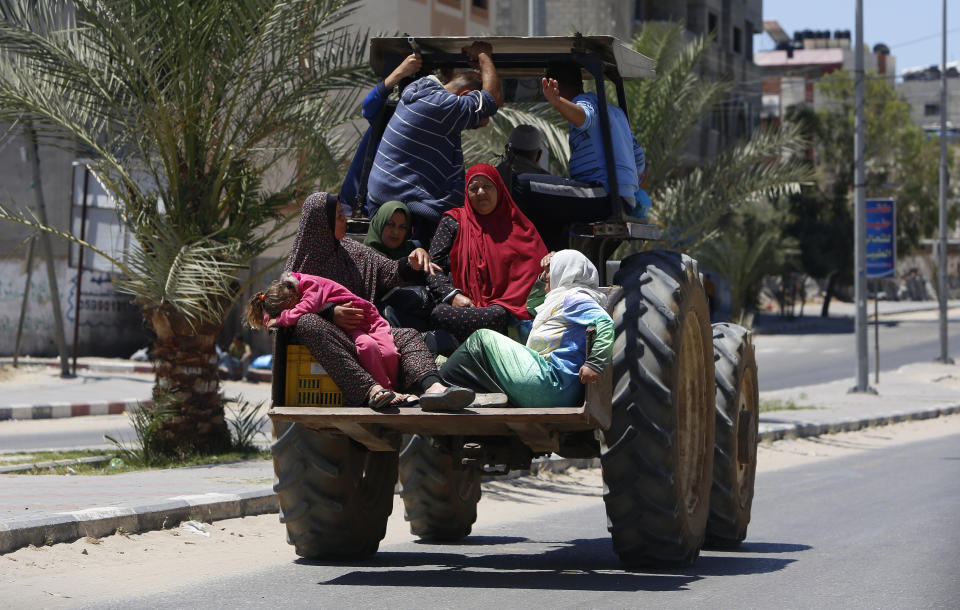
[{"left": 245, "top": 272, "right": 402, "bottom": 407}]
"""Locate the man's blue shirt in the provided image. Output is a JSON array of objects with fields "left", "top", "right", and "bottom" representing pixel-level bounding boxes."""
[
  {"left": 339, "top": 82, "right": 390, "bottom": 213},
  {"left": 568, "top": 92, "right": 645, "bottom": 200}
]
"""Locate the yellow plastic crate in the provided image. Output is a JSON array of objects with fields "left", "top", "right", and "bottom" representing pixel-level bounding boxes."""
[{"left": 284, "top": 344, "right": 342, "bottom": 407}]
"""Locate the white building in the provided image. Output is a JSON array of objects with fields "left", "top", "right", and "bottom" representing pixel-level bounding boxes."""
[
  {"left": 755, "top": 22, "right": 895, "bottom": 121},
  {"left": 899, "top": 62, "right": 960, "bottom": 139}
]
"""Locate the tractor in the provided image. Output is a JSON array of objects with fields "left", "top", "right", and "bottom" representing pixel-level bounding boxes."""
[{"left": 268, "top": 34, "right": 759, "bottom": 567}]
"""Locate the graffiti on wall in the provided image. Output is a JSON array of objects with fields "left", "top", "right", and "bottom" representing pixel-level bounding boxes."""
[
  {"left": 63, "top": 271, "right": 141, "bottom": 326},
  {"left": 0, "top": 259, "right": 148, "bottom": 357}
]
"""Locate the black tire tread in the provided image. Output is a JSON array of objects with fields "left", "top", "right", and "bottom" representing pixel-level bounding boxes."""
[
  {"left": 707, "top": 322, "right": 759, "bottom": 548},
  {"left": 601, "top": 250, "right": 715, "bottom": 567},
  {"left": 271, "top": 422, "right": 397, "bottom": 559},
  {"left": 399, "top": 435, "right": 481, "bottom": 542}
]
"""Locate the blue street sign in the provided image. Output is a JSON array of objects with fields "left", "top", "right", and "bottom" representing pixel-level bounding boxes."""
[{"left": 865, "top": 199, "right": 896, "bottom": 279}]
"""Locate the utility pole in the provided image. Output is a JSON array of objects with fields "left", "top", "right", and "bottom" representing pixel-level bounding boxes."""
[
  {"left": 936, "top": 0, "right": 953, "bottom": 364},
  {"left": 851, "top": 0, "right": 871, "bottom": 393},
  {"left": 25, "top": 121, "right": 71, "bottom": 377},
  {"left": 527, "top": 0, "right": 545, "bottom": 36}
]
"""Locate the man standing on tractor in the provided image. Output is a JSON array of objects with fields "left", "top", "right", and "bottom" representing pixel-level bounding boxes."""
[{"left": 366, "top": 41, "right": 502, "bottom": 247}]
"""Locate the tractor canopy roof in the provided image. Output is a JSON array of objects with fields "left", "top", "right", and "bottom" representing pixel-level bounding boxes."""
[{"left": 370, "top": 35, "right": 655, "bottom": 97}]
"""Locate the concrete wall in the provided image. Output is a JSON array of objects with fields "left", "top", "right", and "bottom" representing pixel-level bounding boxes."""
[
  {"left": 0, "top": 127, "right": 154, "bottom": 358},
  {"left": 0, "top": 260, "right": 149, "bottom": 358},
  {"left": 347, "top": 0, "right": 494, "bottom": 37},
  {"left": 542, "top": 0, "right": 633, "bottom": 38},
  {"left": 899, "top": 77, "right": 960, "bottom": 133}
]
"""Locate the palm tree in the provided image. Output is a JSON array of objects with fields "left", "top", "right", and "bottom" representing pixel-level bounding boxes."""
[
  {"left": 697, "top": 197, "right": 800, "bottom": 324},
  {"left": 0, "top": 0, "right": 373, "bottom": 455},
  {"left": 624, "top": 22, "right": 812, "bottom": 253}
]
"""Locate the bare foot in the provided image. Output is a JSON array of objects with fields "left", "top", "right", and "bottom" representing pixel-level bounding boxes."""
[
  {"left": 424, "top": 382, "right": 447, "bottom": 394},
  {"left": 391, "top": 392, "right": 418, "bottom": 405}
]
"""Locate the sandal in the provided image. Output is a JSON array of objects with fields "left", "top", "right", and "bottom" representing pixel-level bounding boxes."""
[
  {"left": 367, "top": 386, "right": 396, "bottom": 410},
  {"left": 419, "top": 386, "right": 475, "bottom": 412}
]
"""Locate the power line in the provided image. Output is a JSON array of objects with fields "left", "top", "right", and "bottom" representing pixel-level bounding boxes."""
[{"left": 891, "top": 26, "right": 960, "bottom": 49}]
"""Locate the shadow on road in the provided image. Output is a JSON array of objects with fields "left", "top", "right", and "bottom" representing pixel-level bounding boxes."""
[
  {"left": 412, "top": 535, "right": 528, "bottom": 547},
  {"left": 752, "top": 313, "right": 855, "bottom": 335},
  {"left": 301, "top": 536, "right": 802, "bottom": 591}
]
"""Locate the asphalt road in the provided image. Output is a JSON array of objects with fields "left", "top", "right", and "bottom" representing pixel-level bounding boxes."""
[
  {"left": 95, "top": 432, "right": 960, "bottom": 609},
  {"left": 754, "top": 316, "right": 960, "bottom": 391}
]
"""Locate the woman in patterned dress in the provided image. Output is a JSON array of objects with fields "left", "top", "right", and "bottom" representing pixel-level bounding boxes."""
[
  {"left": 427, "top": 163, "right": 548, "bottom": 343},
  {"left": 283, "top": 192, "right": 474, "bottom": 411}
]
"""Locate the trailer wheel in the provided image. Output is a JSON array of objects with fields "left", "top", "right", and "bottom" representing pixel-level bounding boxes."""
[
  {"left": 707, "top": 323, "right": 759, "bottom": 547},
  {"left": 271, "top": 422, "right": 397, "bottom": 559},
  {"left": 399, "top": 434, "right": 481, "bottom": 542},
  {"left": 602, "top": 250, "right": 715, "bottom": 567}
]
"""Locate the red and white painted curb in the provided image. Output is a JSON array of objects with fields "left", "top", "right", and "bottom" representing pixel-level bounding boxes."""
[
  {"left": 0, "top": 359, "right": 155, "bottom": 375},
  {"left": 0, "top": 400, "right": 152, "bottom": 421}
]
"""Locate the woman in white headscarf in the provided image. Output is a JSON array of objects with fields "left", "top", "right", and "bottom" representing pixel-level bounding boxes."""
[{"left": 438, "top": 250, "right": 614, "bottom": 407}]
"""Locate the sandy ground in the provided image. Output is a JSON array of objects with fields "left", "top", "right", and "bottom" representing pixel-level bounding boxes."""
[{"left": 2, "top": 414, "right": 959, "bottom": 606}]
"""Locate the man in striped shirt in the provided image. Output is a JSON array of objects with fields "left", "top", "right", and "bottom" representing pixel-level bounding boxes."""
[{"left": 366, "top": 41, "right": 502, "bottom": 246}]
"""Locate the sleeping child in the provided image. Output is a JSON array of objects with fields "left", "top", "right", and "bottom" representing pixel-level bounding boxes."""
[{"left": 245, "top": 272, "right": 410, "bottom": 408}]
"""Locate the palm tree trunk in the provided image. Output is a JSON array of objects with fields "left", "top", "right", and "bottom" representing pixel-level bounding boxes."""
[
  {"left": 821, "top": 271, "right": 837, "bottom": 318},
  {"left": 144, "top": 305, "right": 231, "bottom": 455}
]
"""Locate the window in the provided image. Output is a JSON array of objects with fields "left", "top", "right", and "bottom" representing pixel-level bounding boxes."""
[
  {"left": 925, "top": 103, "right": 940, "bottom": 116},
  {"left": 469, "top": 0, "right": 488, "bottom": 21},
  {"left": 708, "top": 12, "right": 718, "bottom": 34},
  {"left": 733, "top": 26, "right": 742, "bottom": 53}
]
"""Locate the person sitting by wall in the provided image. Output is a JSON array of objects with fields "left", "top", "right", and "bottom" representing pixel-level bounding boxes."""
[{"left": 219, "top": 334, "right": 251, "bottom": 381}]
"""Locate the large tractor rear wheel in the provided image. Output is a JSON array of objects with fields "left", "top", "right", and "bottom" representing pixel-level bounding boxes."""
[
  {"left": 602, "top": 250, "right": 715, "bottom": 567},
  {"left": 271, "top": 422, "right": 397, "bottom": 559},
  {"left": 399, "top": 434, "right": 481, "bottom": 542},
  {"left": 707, "top": 322, "right": 759, "bottom": 547}
]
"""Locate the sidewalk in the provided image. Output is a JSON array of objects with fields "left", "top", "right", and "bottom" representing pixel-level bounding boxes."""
[
  {"left": 2, "top": 301, "right": 959, "bottom": 554},
  {"left": 751, "top": 298, "right": 960, "bottom": 334},
  {"left": 0, "top": 359, "right": 272, "bottom": 420}
]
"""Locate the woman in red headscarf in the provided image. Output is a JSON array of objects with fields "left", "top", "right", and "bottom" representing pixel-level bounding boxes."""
[{"left": 427, "top": 163, "right": 548, "bottom": 342}]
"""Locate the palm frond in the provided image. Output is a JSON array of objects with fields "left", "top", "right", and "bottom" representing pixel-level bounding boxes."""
[
  {"left": 117, "top": 219, "right": 245, "bottom": 324},
  {"left": 0, "top": 0, "right": 370, "bottom": 322},
  {"left": 0, "top": 203, "right": 126, "bottom": 269},
  {"left": 463, "top": 105, "right": 570, "bottom": 173}
]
